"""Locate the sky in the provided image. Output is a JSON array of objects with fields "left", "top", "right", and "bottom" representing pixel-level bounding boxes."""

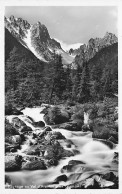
[{"left": 5, "top": 6, "right": 117, "bottom": 45}]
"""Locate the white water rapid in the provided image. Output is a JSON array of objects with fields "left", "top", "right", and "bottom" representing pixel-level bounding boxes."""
[{"left": 5, "top": 106, "right": 118, "bottom": 188}]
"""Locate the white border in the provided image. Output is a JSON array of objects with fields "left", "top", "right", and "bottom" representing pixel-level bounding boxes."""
[{"left": 0, "top": 0, "right": 122, "bottom": 194}]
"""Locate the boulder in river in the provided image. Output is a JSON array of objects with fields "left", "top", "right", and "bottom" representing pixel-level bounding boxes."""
[
  {"left": 20, "top": 125, "right": 32, "bottom": 132},
  {"left": 61, "top": 160, "right": 85, "bottom": 173},
  {"left": 68, "top": 160, "right": 86, "bottom": 166},
  {"left": 57, "top": 121, "right": 83, "bottom": 131},
  {"left": 112, "top": 152, "right": 118, "bottom": 164},
  {"left": 5, "top": 155, "right": 23, "bottom": 171},
  {"left": 50, "top": 131, "right": 66, "bottom": 140},
  {"left": 92, "top": 122, "right": 118, "bottom": 143},
  {"left": 5, "top": 143, "right": 20, "bottom": 153},
  {"left": 53, "top": 174, "right": 68, "bottom": 184},
  {"left": 5, "top": 119, "right": 19, "bottom": 136},
  {"left": 11, "top": 117, "right": 32, "bottom": 132},
  {"left": 5, "top": 135, "right": 22, "bottom": 150},
  {"left": 33, "top": 121, "right": 45, "bottom": 128},
  {"left": 12, "top": 117, "right": 26, "bottom": 129},
  {"left": 66, "top": 174, "right": 115, "bottom": 189},
  {"left": 38, "top": 126, "right": 52, "bottom": 138},
  {"left": 5, "top": 175, "right": 12, "bottom": 185},
  {"left": 44, "top": 106, "right": 70, "bottom": 125},
  {"left": 22, "top": 160, "right": 47, "bottom": 170}
]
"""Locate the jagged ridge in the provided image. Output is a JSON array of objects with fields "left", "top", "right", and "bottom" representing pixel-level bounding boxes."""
[{"left": 5, "top": 15, "right": 74, "bottom": 64}]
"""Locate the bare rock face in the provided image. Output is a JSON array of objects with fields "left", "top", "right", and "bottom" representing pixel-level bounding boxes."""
[
  {"left": 70, "top": 32, "right": 118, "bottom": 68},
  {"left": 5, "top": 15, "right": 74, "bottom": 65},
  {"left": 31, "top": 22, "right": 50, "bottom": 41}
]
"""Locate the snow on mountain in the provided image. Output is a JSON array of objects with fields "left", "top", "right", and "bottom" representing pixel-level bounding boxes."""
[
  {"left": 23, "top": 28, "right": 48, "bottom": 62},
  {"left": 54, "top": 38, "right": 83, "bottom": 52},
  {"left": 5, "top": 16, "right": 75, "bottom": 65}
]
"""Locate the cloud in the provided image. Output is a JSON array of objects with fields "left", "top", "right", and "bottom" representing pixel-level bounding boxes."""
[
  {"left": 109, "top": 8, "right": 118, "bottom": 18},
  {"left": 5, "top": 6, "right": 118, "bottom": 44},
  {"left": 54, "top": 38, "right": 83, "bottom": 51}
]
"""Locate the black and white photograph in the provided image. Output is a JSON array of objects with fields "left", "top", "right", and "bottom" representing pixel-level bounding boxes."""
[{"left": 1, "top": 0, "right": 122, "bottom": 192}]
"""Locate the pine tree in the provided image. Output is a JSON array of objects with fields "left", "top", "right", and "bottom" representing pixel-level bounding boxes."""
[
  {"left": 77, "top": 62, "right": 90, "bottom": 103},
  {"left": 71, "top": 64, "right": 82, "bottom": 101},
  {"left": 5, "top": 46, "right": 19, "bottom": 91},
  {"left": 63, "top": 64, "right": 72, "bottom": 100},
  {"left": 44, "top": 53, "right": 66, "bottom": 103}
]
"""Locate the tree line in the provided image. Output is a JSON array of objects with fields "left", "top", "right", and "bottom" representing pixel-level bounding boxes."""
[{"left": 5, "top": 43, "right": 118, "bottom": 107}]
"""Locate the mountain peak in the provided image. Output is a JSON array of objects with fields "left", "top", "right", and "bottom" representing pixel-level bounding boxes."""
[
  {"left": 31, "top": 21, "right": 50, "bottom": 41},
  {"left": 73, "top": 32, "right": 118, "bottom": 67},
  {"left": 5, "top": 15, "right": 74, "bottom": 64},
  {"left": 5, "top": 15, "right": 117, "bottom": 66}
]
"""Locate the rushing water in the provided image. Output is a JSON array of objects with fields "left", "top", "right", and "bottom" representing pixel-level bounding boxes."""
[{"left": 5, "top": 106, "right": 118, "bottom": 187}]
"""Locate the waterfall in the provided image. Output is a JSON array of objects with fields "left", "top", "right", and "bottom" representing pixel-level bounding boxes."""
[{"left": 84, "top": 112, "right": 89, "bottom": 125}]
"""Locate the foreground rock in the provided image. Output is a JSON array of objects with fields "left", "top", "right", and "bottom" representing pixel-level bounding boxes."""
[
  {"left": 61, "top": 160, "right": 85, "bottom": 173},
  {"left": 5, "top": 155, "right": 23, "bottom": 171},
  {"left": 33, "top": 121, "right": 45, "bottom": 128},
  {"left": 5, "top": 119, "right": 22, "bottom": 152},
  {"left": 92, "top": 121, "right": 118, "bottom": 143},
  {"left": 44, "top": 106, "right": 70, "bottom": 125},
  {"left": 53, "top": 121, "right": 83, "bottom": 131},
  {"left": 22, "top": 160, "right": 47, "bottom": 170},
  {"left": 5, "top": 119, "right": 19, "bottom": 136},
  {"left": 66, "top": 173, "right": 118, "bottom": 189},
  {"left": 53, "top": 174, "right": 68, "bottom": 184},
  {"left": 5, "top": 175, "right": 12, "bottom": 185},
  {"left": 23, "top": 131, "right": 75, "bottom": 168},
  {"left": 12, "top": 117, "right": 32, "bottom": 132}
]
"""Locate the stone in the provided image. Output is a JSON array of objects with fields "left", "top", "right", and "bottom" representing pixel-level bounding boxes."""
[
  {"left": 46, "top": 158, "right": 58, "bottom": 167},
  {"left": 33, "top": 121, "right": 45, "bottom": 128},
  {"left": 5, "top": 175, "right": 12, "bottom": 185},
  {"left": 72, "top": 149, "right": 80, "bottom": 155},
  {"left": 5, "top": 155, "right": 23, "bottom": 171},
  {"left": 82, "top": 124, "right": 93, "bottom": 132},
  {"left": 26, "top": 149, "right": 40, "bottom": 156},
  {"left": 108, "top": 136, "right": 117, "bottom": 144},
  {"left": 20, "top": 125, "right": 32, "bottom": 132},
  {"left": 5, "top": 119, "right": 19, "bottom": 136},
  {"left": 58, "top": 121, "right": 82, "bottom": 131},
  {"left": 44, "top": 126, "right": 52, "bottom": 131},
  {"left": 22, "top": 160, "right": 47, "bottom": 170},
  {"left": 50, "top": 131, "right": 66, "bottom": 140},
  {"left": 11, "top": 135, "right": 22, "bottom": 144},
  {"left": 61, "top": 149, "right": 74, "bottom": 158},
  {"left": 53, "top": 174, "right": 67, "bottom": 183},
  {"left": 68, "top": 160, "right": 86, "bottom": 166},
  {"left": 12, "top": 117, "right": 26, "bottom": 129},
  {"left": 5, "top": 143, "right": 20, "bottom": 153},
  {"left": 101, "top": 172, "right": 117, "bottom": 182},
  {"left": 38, "top": 126, "right": 52, "bottom": 138},
  {"left": 44, "top": 106, "right": 70, "bottom": 125}
]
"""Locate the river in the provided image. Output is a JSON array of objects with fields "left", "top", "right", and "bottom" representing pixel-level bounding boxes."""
[{"left": 5, "top": 106, "right": 118, "bottom": 188}]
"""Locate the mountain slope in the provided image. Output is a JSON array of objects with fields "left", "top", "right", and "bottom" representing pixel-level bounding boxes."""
[
  {"left": 88, "top": 42, "right": 118, "bottom": 97},
  {"left": 5, "top": 28, "right": 38, "bottom": 61},
  {"left": 71, "top": 32, "right": 118, "bottom": 68},
  {"left": 5, "top": 16, "right": 74, "bottom": 65}
]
